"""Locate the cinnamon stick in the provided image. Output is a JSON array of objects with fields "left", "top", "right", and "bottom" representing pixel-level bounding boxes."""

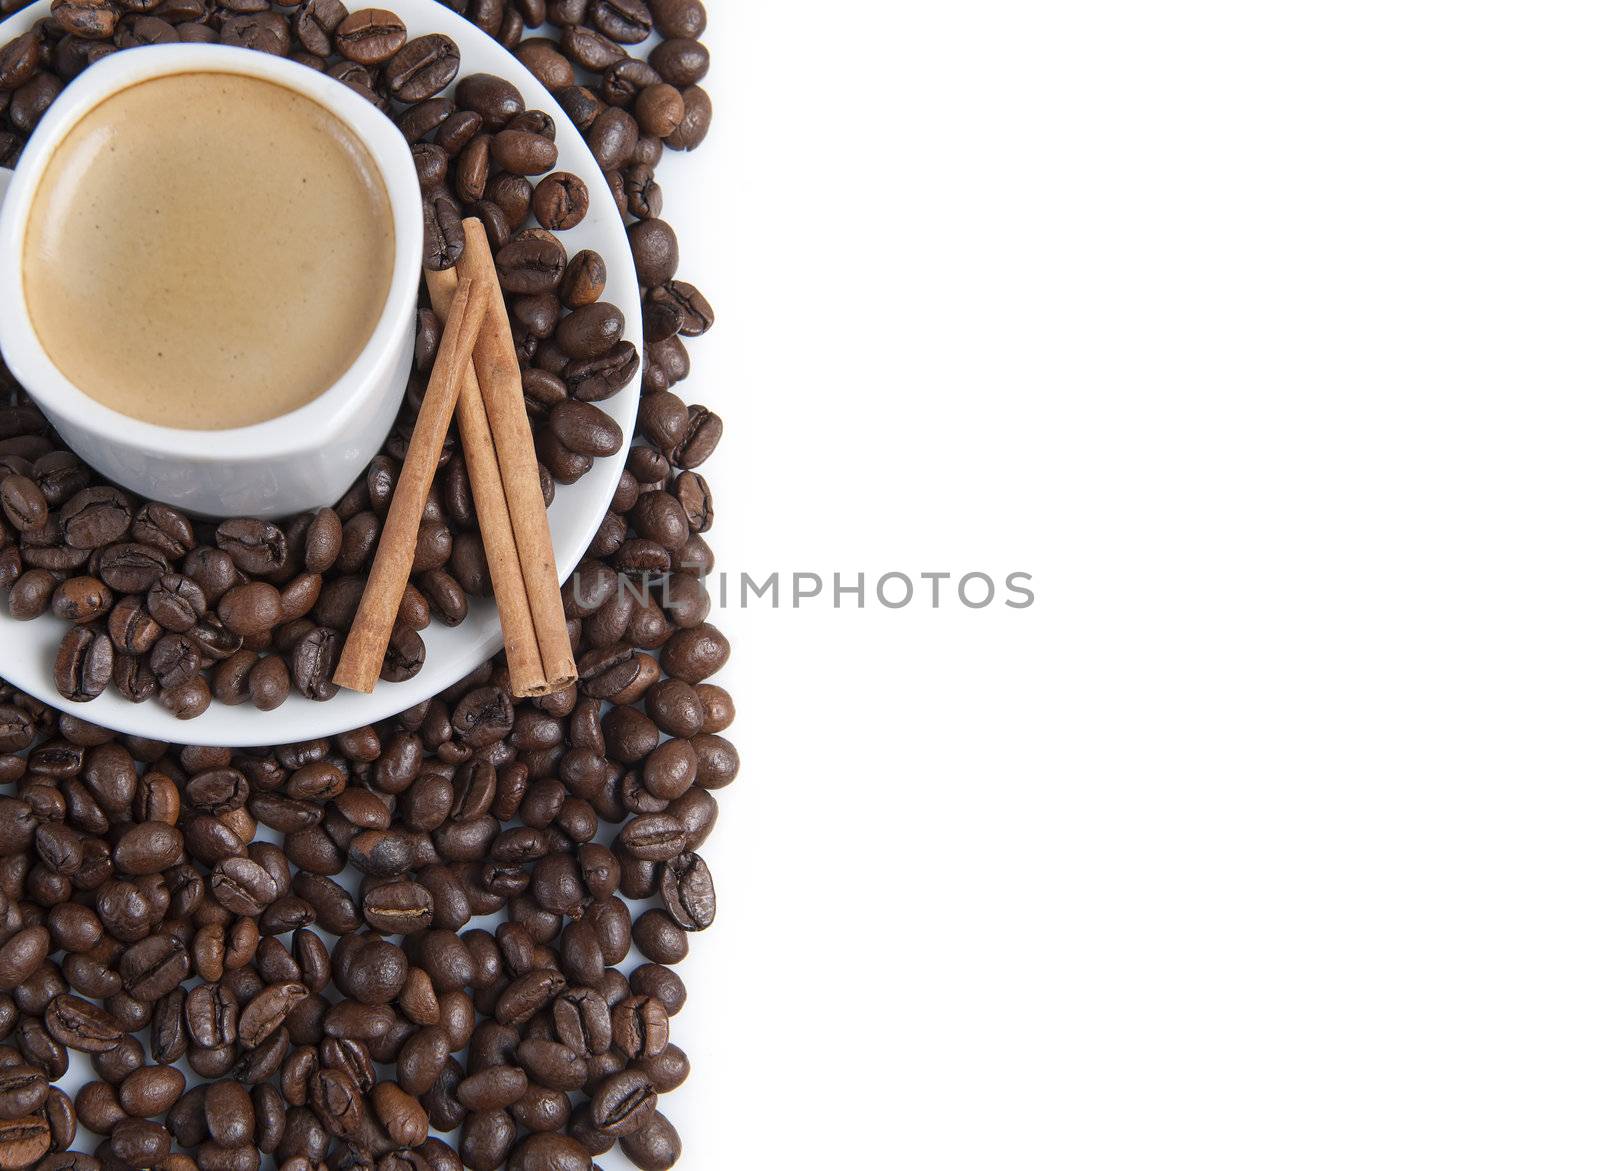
[
  {"left": 459, "top": 218, "right": 578, "bottom": 693},
  {"left": 422, "top": 264, "right": 546, "bottom": 697},
  {"left": 333, "top": 276, "right": 490, "bottom": 694}
]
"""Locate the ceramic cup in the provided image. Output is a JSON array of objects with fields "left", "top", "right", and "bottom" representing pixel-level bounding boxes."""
[{"left": 0, "top": 45, "right": 422, "bottom": 518}]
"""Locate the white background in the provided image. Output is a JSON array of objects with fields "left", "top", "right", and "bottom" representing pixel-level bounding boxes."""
[{"left": 668, "top": 1, "right": 1600, "bottom": 1168}]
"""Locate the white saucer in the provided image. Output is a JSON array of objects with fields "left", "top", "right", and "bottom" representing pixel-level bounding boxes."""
[{"left": 0, "top": 0, "right": 640, "bottom": 746}]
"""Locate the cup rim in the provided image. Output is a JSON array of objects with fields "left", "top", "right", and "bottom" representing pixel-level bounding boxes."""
[{"left": 0, "top": 44, "right": 423, "bottom": 461}]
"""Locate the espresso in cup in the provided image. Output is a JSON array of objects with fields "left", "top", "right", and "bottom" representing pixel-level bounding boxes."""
[{"left": 21, "top": 71, "right": 395, "bottom": 431}]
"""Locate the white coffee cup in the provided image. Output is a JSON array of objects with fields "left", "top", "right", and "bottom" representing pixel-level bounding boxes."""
[{"left": 0, "top": 45, "right": 422, "bottom": 518}]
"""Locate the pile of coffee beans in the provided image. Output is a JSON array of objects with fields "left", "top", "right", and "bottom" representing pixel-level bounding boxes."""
[
  {"left": 0, "top": 2, "right": 727, "bottom": 1169},
  {"left": 0, "top": 0, "right": 717, "bottom": 714},
  {"left": 0, "top": 612, "right": 733, "bottom": 1171}
]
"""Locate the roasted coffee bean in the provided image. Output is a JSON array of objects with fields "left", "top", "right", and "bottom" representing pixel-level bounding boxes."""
[
  {"left": 126, "top": 502, "right": 191, "bottom": 560},
  {"left": 0, "top": 1066, "right": 45, "bottom": 1121},
  {"left": 385, "top": 32, "right": 460, "bottom": 102},
  {"left": 629, "top": 217, "right": 679, "bottom": 288},
  {"left": 665, "top": 82, "right": 713, "bottom": 150},
  {"left": 119, "top": 1065, "right": 185, "bottom": 1118},
  {"left": 592, "top": 0, "right": 651, "bottom": 42},
  {"left": 397, "top": 95, "right": 452, "bottom": 142},
  {"left": 240, "top": 983, "right": 308, "bottom": 1048},
  {"left": 0, "top": 476, "right": 45, "bottom": 533},
  {"left": 651, "top": 36, "right": 709, "bottom": 85},
  {"left": 555, "top": 303, "right": 625, "bottom": 361},
  {"left": 220, "top": 10, "right": 290, "bottom": 53},
  {"left": 44, "top": 994, "right": 123, "bottom": 1053},
  {"left": 52, "top": 0, "right": 119, "bottom": 39},
  {"left": 498, "top": 230, "right": 567, "bottom": 295},
  {"left": 210, "top": 856, "right": 276, "bottom": 915},
  {"left": 7, "top": 73, "right": 61, "bottom": 135},
  {"left": 563, "top": 23, "right": 624, "bottom": 71},
  {"left": 0, "top": 1115, "right": 48, "bottom": 1170},
  {"left": 248, "top": 654, "right": 290, "bottom": 711},
  {"left": 218, "top": 581, "right": 283, "bottom": 637},
  {"left": 8, "top": 569, "right": 52, "bottom": 621},
  {"left": 633, "top": 908, "right": 689, "bottom": 966},
  {"left": 552, "top": 986, "right": 610, "bottom": 1055},
  {"left": 201, "top": 1080, "right": 253, "bottom": 1149},
  {"left": 120, "top": 934, "right": 189, "bottom": 1001},
  {"left": 54, "top": 627, "right": 113, "bottom": 703},
  {"left": 182, "top": 545, "right": 236, "bottom": 603},
  {"left": 658, "top": 851, "right": 715, "bottom": 930},
  {"left": 591, "top": 1068, "right": 657, "bottom": 1137},
  {"left": 372, "top": 1082, "right": 428, "bottom": 1148},
  {"left": 532, "top": 172, "right": 588, "bottom": 231},
  {"left": 423, "top": 194, "right": 467, "bottom": 271},
  {"left": 586, "top": 105, "right": 637, "bottom": 170},
  {"left": 362, "top": 878, "right": 433, "bottom": 934},
  {"left": 146, "top": 573, "right": 205, "bottom": 631},
  {"left": 512, "top": 36, "right": 571, "bottom": 87},
  {"left": 51, "top": 575, "right": 111, "bottom": 624},
  {"left": 334, "top": 7, "right": 404, "bottom": 62},
  {"left": 614, "top": 162, "right": 659, "bottom": 219},
  {"left": 215, "top": 519, "right": 286, "bottom": 576},
  {"left": 61, "top": 486, "right": 132, "bottom": 548},
  {"left": 429, "top": 109, "right": 480, "bottom": 158},
  {"left": 491, "top": 124, "right": 558, "bottom": 175},
  {"left": 148, "top": 631, "right": 200, "bottom": 689},
  {"left": 292, "top": 0, "right": 345, "bottom": 53},
  {"left": 558, "top": 249, "right": 607, "bottom": 309},
  {"left": 563, "top": 339, "right": 639, "bottom": 402},
  {"left": 649, "top": 0, "right": 705, "bottom": 37},
  {"left": 619, "top": 813, "right": 686, "bottom": 863},
  {"left": 113, "top": 820, "right": 183, "bottom": 875},
  {"left": 184, "top": 983, "right": 239, "bottom": 1050},
  {"left": 648, "top": 282, "right": 713, "bottom": 342},
  {"left": 620, "top": 1110, "right": 682, "bottom": 1171},
  {"left": 637, "top": 83, "right": 685, "bottom": 137},
  {"left": 454, "top": 72, "right": 522, "bottom": 128},
  {"left": 289, "top": 627, "right": 339, "bottom": 701},
  {"left": 0, "top": 33, "right": 44, "bottom": 94}
]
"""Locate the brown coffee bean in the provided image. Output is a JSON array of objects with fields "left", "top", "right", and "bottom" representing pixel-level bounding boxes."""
[
  {"left": 651, "top": 37, "right": 709, "bottom": 85},
  {"left": 586, "top": 105, "right": 638, "bottom": 170},
  {"left": 119, "top": 1065, "right": 186, "bottom": 1118},
  {"left": 532, "top": 172, "right": 589, "bottom": 231},
  {"left": 637, "top": 83, "right": 685, "bottom": 137},
  {"left": 513, "top": 38, "right": 573, "bottom": 89},
  {"left": 50, "top": 576, "right": 111, "bottom": 624},
  {"left": 591, "top": 1068, "right": 657, "bottom": 1137},
  {"left": 54, "top": 627, "right": 112, "bottom": 703},
  {"left": 0, "top": 477, "right": 44, "bottom": 533},
  {"left": 220, "top": 10, "right": 290, "bottom": 53},
  {"left": 240, "top": 982, "right": 308, "bottom": 1049},
  {"left": 293, "top": 0, "right": 345, "bottom": 54},
  {"left": 0, "top": 1115, "right": 49, "bottom": 1170},
  {"left": 248, "top": 654, "right": 290, "bottom": 711},
  {"left": 620, "top": 1110, "right": 682, "bottom": 1171},
  {"left": 362, "top": 878, "right": 433, "bottom": 934},
  {"left": 334, "top": 7, "right": 404, "bottom": 63},
  {"left": 385, "top": 33, "right": 460, "bottom": 102},
  {"left": 664, "top": 82, "right": 713, "bottom": 150},
  {"left": 490, "top": 124, "right": 558, "bottom": 175},
  {"left": 366, "top": 1082, "right": 425, "bottom": 1148},
  {"left": 44, "top": 993, "right": 123, "bottom": 1053},
  {"left": 216, "top": 518, "right": 287, "bottom": 576},
  {"left": 61, "top": 487, "right": 132, "bottom": 548},
  {"left": 0, "top": 1066, "right": 46, "bottom": 1122},
  {"left": 218, "top": 581, "right": 283, "bottom": 637}
]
